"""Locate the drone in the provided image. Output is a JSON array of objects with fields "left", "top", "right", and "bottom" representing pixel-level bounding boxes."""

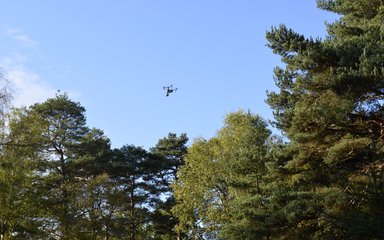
[{"left": 163, "top": 85, "right": 178, "bottom": 97}]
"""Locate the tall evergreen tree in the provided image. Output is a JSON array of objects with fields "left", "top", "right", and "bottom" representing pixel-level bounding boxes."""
[
  {"left": 150, "top": 133, "right": 188, "bottom": 240},
  {"left": 70, "top": 128, "right": 112, "bottom": 239},
  {"left": 150, "top": 133, "right": 188, "bottom": 188},
  {"left": 266, "top": 0, "right": 384, "bottom": 238},
  {"left": 4, "top": 94, "right": 112, "bottom": 239},
  {"left": 108, "top": 145, "right": 158, "bottom": 240},
  {"left": 29, "top": 94, "right": 90, "bottom": 239}
]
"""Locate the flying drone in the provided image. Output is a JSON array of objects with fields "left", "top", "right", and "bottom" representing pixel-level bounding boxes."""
[{"left": 163, "top": 85, "right": 178, "bottom": 97}]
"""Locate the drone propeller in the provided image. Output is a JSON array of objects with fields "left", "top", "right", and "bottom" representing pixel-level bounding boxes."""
[{"left": 163, "top": 85, "right": 173, "bottom": 90}]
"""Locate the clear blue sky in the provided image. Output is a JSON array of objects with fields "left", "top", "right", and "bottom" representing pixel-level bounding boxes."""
[{"left": 0, "top": 1, "right": 337, "bottom": 149}]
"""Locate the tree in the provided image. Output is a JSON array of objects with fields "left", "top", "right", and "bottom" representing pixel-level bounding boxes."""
[
  {"left": 149, "top": 133, "right": 188, "bottom": 240},
  {"left": 173, "top": 111, "right": 272, "bottom": 239},
  {"left": 70, "top": 128, "right": 112, "bottom": 239},
  {"left": 29, "top": 93, "right": 91, "bottom": 239},
  {"left": 150, "top": 133, "right": 188, "bottom": 188},
  {"left": 108, "top": 145, "right": 158, "bottom": 240},
  {"left": 266, "top": 0, "right": 384, "bottom": 238},
  {"left": 0, "top": 108, "right": 44, "bottom": 239},
  {"left": 0, "top": 69, "right": 36, "bottom": 239},
  {"left": 4, "top": 93, "right": 112, "bottom": 239},
  {"left": 0, "top": 68, "right": 12, "bottom": 110}
]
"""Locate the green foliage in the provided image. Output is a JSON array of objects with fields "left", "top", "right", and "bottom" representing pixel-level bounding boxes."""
[
  {"left": 173, "top": 1, "right": 384, "bottom": 239},
  {"left": 149, "top": 133, "right": 189, "bottom": 239},
  {"left": 0, "top": 93, "right": 188, "bottom": 239},
  {"left": 324, "top": 135, "right": 371, "bottom": 165},
  {"left": 2, "top": 1, "right": 384, "bottom": 239},
  {"left": 173, "top": 111, "right": 273, "bottom": 239},
  {"left": 265, "top": 0, "right": 384, "bottom": 238},
  {"left": 0, "top": 94, "right": 112, "bottom": 239},
  {"left": 0, "top": 123, "right": 38, "bottom": 238},
  {"left": 107, "top": 145, "right": 155, "bottom": 240}
]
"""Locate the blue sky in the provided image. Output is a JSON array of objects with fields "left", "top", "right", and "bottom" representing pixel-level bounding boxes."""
[{"left": 0, "top": 1, "right": 337, "bottom": 149}]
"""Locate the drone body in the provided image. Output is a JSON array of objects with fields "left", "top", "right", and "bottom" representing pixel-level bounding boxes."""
[{"left": 163, "top": 85, "right": 177, "bottom": 97}]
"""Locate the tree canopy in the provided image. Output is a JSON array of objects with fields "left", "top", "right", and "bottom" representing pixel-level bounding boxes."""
[
  {"left": 174, "top": 0, "right": 384, "bottom": 239},
  {"left": 1, "top": 0, "right": 384, "bottom": 239}
]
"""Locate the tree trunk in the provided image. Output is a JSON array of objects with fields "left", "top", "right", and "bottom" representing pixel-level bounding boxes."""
[{"left": 130, "top": 178, "right": 136, "bottom": 240}]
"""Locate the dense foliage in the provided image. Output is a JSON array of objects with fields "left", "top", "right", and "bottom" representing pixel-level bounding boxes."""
[
  {"left": 0, "top": 94, "right": 188, "bottom": 239},
  {"left": 1, "top": 0, "right": 383, "bottom": 239},
  {"left": 174, "top": 0, "right": 384, "bottom": 239}
]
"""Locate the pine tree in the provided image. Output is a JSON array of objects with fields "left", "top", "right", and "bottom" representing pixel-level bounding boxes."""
[
  {"left": 266, "top": 0, "right": 384, "bottom": 238},
  {"left": 4, "top": 94, "right": 113, "bottom": 239},
  {"left": 149, "top": 133, "right": 188, "bottom": 240},
  {"left": 108, "top": 145, "right": 157, "bottom": 240}
]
